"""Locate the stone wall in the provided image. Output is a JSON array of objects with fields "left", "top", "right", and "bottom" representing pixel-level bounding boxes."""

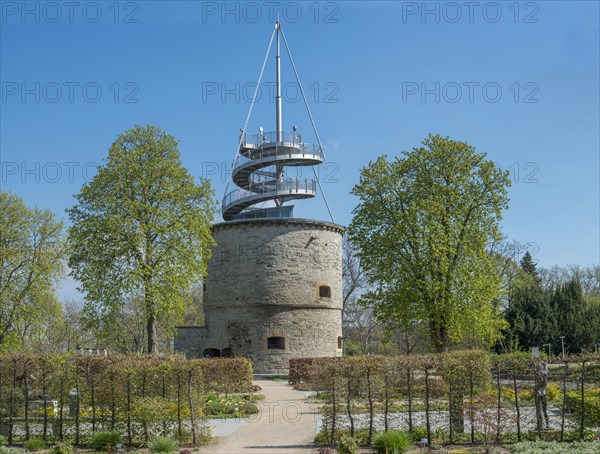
[
  {"left": 175, "top": 218, "right": 344, "bottom": 374},
  {"left": 173, "top": 326, "right": 205, "bottom": 358}
]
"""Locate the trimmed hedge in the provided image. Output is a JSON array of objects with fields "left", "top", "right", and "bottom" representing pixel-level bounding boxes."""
[
  {"left": 0, "top": 354, "right": 252, "bottom": 445},
  {"left": 288, "top": 357, "right": 335, "bottom": 390},
  {"left": 291, "top": 351, "right": 600, "bottom": 446}
]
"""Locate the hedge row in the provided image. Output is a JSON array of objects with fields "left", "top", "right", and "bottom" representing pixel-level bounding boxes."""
[
  {"left": 0, "top": 354, "right": 252, "bottom": 445},
  {"left": 565, "top": 388, "right": 600, "bottom": 426},
  {"left": 290, "top": 351, "right": 600, "bottom": 446}
]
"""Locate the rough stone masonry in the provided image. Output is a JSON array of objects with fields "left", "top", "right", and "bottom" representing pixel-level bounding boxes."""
[{"left": 175, "top": 217, "right": 344, "bottom": 374}]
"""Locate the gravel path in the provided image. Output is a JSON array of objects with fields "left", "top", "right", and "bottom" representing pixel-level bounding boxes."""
[
  {"left": 208, "top": 417, "right": 250, "bottom": 438},
  {"left": 198, "top": 379, "right": 319, "bottom": 454}
]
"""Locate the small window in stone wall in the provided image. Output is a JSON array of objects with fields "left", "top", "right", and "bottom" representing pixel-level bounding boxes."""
[
  {"left": 267, "top": 336, "right": 285, "bottom": 350},
  {"left": 319, "top": 285, "right": 331, "bottom": 298}
]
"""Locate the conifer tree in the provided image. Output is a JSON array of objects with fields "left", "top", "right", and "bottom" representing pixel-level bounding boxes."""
[{"left": 520, "top": 251, "right": 541, "bottom": 286}]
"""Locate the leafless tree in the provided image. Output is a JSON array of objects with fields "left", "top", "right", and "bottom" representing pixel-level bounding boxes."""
[
  {"left": 387, "top": 321, "right": 428, "bottom": 355},
  {"left": 341, "top": 238, "right": 382, "bottom": 353},
  {"left": 342, "top": 237, "right": 368, "bottom": 311},
  {"left": 539, "top": 264, "right": 600, "bottom": 297}
]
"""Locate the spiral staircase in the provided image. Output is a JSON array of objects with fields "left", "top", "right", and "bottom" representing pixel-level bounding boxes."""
[
  {"left": 221, "top": 21, "right": 332, "bottom": 222},
  {"left": 222, "top": 130, "right": 324, "bottom": 220}
]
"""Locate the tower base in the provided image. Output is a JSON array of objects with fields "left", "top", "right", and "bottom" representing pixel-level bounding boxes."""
[{"left": 175, "top": 218, "right": 344, "bottom": 374}]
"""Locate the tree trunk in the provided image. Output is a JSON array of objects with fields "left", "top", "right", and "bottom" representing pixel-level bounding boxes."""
[
  {"left": 147, "top": 311, "right": 158, "bottom": 354},
  {"left": 144, "top": 229, "right": 157, "bottom": 355},
  {"left": 449, "top": 385, "right": 465, "bottom": 434},
  {"left": 429, "top": 318, "right": 449, "bottom": 353}
]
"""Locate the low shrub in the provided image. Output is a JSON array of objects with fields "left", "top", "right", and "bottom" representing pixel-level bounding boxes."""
[
  {"left": 372, "top": 430, "right": 411, "bottom": 454},
  {"left": 49, "top": 442, "right": 72, "bottom": 454},
  {"left": 546, "top": 383, "right": 561, "bottom": 401},
  {"left": 520, "top": 388, "right": 534, "bottom": 401},
  {"left": 314, "top": 429, "right": 372, "bottom": 447},
  {"left": 410, "top": 427, "right": 428, "bottom": 442},
  {"left": 91, "top": 431, "right": 121, "bottom": 452},
  {"left": 314, "top": 431, "right": 329, "bottom": 445},
  {"left": 501, "top": 386, "right": 516, "bottom": 402},
  {"left": 0, "top": 448, "right": 25, "bottom": 454},
  {"left": 307, "top": 392, "right": 331, "bottom": 404},
  {"left": 564, "top": 388, "right": 600, "bottom": 426},
  {"left": 563, "top": 429, "right": 597, "bottom": 441},
  {"left": 0, "top": 436, "right": 6, "bottom": 447},
  {"left": 149, "top": 436, "right": 177, "bottom": 454},
  {"left": 431, "top": 428, "right": 449, "bottom": 444},
  {"left": 351, "top": 429, "right": 372, "bottom": 446},
  {"left": 204, "top": 393, "right": 259, "bottom": 418},
  {"left": 510, "top": 440, "right": 600, "bottom": 453},
  {"left": 336, "top": 434, "right": 358, "bottom": 454},
  {"left": 453, "top": 432, "right": 473, "bottom": 443},
  {"left": 23, "top": 439, "right": 46, "bottom": 452},
  {"left": 502, "top": 382, "right": 557, "bottom": 403}
]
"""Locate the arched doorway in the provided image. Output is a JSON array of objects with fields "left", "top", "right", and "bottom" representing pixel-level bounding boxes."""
[{"left": 203, "top": 348, "right": 221, "bottom": 358}]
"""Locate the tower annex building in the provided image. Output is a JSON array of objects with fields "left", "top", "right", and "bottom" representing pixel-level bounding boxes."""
[{"left": 175, "top": 22, "right": 344, "bottom": 374}]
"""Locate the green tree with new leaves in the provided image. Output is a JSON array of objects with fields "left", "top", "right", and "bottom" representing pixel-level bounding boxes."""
[
  {"left": 67, "top": 125, "right": 216, "bottom": 354},
  {"left": 349, "top": 134, "right": 511, "bottom": 352},
  {"left": 0, "top": 191, "right": 65, "bottom": 350}
]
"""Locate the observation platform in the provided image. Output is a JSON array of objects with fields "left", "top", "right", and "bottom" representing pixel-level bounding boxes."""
[{"left": 222, "top": 130, "right": 323, "bottom": 221}]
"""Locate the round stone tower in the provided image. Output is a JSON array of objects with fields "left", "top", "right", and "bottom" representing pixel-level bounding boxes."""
[
  {"left": 174, "top": 21, "right": 343, "bottom": 374},
  {"left": 201, "top": 218, "right": 343, "bottom": 374}
]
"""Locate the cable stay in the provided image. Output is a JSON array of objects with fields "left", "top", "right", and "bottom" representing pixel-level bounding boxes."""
[{"left": 221, "top": 21, "right": 335, "bottom": 224}]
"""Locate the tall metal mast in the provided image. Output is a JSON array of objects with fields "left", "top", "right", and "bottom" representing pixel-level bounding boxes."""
[
  {"left": 274, "top": 20, "right": 284, "bottom": 204},
  {"left": 275, "top": 20, "right": 283, "bottom": 143}
]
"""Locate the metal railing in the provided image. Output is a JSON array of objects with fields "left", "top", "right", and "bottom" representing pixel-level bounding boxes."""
[
  {"left": 222, "top": 177, "right": 316, "bottom": 209},
  {"left": 225, "top": 128, "right": 322, "bottom": 218},
  {"left": 234, "top": 142, "right": 324, "bottom": 169},
  {"left": 239, "top": 130, "right": 302, "bottom": 148}
]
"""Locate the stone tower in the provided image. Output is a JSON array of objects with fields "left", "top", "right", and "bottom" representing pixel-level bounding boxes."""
[{"left": 175, "top": 22, "right": 343, "bottom": 374}]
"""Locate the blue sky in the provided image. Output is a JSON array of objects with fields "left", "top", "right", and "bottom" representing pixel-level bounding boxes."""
[{"left": 1, "top": 1, "right": 599, "bottom": 300}]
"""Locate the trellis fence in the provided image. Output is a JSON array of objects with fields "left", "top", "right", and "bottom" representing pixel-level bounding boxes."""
[
  {"left": 289, "top": 351, "right": 600, "bottom": 446},
  {"left": 0, "top": 354, "right": 252, "bottom": 445}
]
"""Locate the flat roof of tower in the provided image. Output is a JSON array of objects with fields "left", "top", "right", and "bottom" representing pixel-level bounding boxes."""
[{"left": 212, "top": 217, "right": 345, "bottom": 234}]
